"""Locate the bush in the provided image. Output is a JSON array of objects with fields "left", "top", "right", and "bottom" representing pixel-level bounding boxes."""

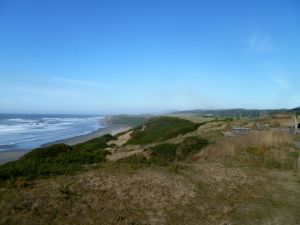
[
  {"left": 176, "top": 136, "right": 209, "bottom": 159},
  {"left": 108, "top": 115, "right": 149, "bottom": 127},
  {"left": 147, "top": 137, "right": 209, "bottom": 164},
  {"left": 127, "top": 117, "right": 202, "bottom": 144},
  {"left": 150, "top": 144, "right": 178, "bottom": 162},
  {"left": 0, "top": 135, "right": 115, "bottom": 182},
  {"left": 264, "top": 160, "right": 282, "bottom": 169},
  {"left": 114, "top": 136, "right": 209, "bottom": 168},
  {"left": 73, "top": 134, "right": 116, "bottom": 152},
  {"left": 116, "top": 154, "right": 151, "bottom": 168}
]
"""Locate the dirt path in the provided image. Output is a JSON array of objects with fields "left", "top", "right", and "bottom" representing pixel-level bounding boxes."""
[
  {"left": 106, "top": 130, "right": 144, "bottom": 161},
  {"left": 108, "top": 130, "right": 133, "bottom": 147},
  {"left": 106, "top": 149, "right": 143, "bottom": 161}
]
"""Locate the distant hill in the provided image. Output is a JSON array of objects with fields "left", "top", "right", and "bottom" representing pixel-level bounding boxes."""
[{"left": 170, "top": 108, "right": 288, "bottom": 118}]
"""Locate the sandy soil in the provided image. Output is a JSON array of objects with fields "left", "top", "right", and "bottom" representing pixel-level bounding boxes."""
[
  {"left": 107, "top": 149, "right": 143, "bottom": 161},
  {"left": 0, "top": 149, "right": 30, "bottom": 164},
  {"left": 108, "top": 130, "right": 133, "bottom": 147}
]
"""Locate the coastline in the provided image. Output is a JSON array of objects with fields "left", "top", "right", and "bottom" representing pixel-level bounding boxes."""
[
  {"left": 42, "top": 125, "right": 131, "bottom": 146},
  {"left": 0, "top": 125, "right": 131, "bottom": 165},
  {"left": 0, "top": 149, "right": 31, "bottom": 165}
]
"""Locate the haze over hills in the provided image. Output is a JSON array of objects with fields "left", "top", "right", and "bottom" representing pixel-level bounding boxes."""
[{"left": 169, "top": 108, "right": 290, "bottom": 118}]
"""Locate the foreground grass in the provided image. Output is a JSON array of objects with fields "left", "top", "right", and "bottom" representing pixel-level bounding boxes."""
[{"left": 1, "top": 157, "right": 299, "bottom": 225}]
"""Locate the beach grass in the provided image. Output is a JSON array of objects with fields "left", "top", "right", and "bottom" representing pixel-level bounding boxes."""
[
  {"left": 127, "top": 116, "right": 202, "bottom": 144},
  {"left": 0, "top": 135, "right": 116, "bottom": 181}
]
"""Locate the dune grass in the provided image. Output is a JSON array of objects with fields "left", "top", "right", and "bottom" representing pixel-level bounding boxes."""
[
  {"left": 195, "top": 130, "right": 298, "bottom": 170},
  {"left": 119, "top": 136, "right": 209, "bottom": 168},
  {"left": 0, "top": 135, "right": 116, "bottom": 182},
  {"left": 127, "top": 116, "right": 202, "bottom": 145},
  {"left": 148, "top": 136, "right": 209, "bottom": 164},
  {"left": 73, "top": 134, "right": 116, "bottom": 151},
  {"left": 108, "top": 115, "right": 149, "bottom": 127}
]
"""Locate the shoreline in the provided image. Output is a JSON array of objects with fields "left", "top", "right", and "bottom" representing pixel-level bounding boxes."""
[
  {"left": 0, "top": 125, "right": 131, "bottom": 165},
  {"left": 0, "top": 149, "right": 31, "bottom": 165},
  {"left": 42, "top": 125, "right": 130, "bottom": 146}
]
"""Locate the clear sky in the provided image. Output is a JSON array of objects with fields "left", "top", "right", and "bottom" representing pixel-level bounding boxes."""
[{"left": 0, "top": 0, "right": 299, "bottom": 114}]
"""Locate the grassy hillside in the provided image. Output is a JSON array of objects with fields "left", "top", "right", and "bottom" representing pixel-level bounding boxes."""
[
  {"left": 107, "top": 115, "right": 149, "bottom": 127},
  {"left": 0, "top": 135, "right": 115, "bottom": 181},
  {"left": 127, "top": 116, "right": 202, "bottom": 144},
  {"left": 0, "top": 116, "right": 300, "bottom": 225},
  {"left": 149, "top": 136, "right": 209, "bottom": 163},
  {"left": 0, "top": 117, "right": 202, "bottom": 181}
]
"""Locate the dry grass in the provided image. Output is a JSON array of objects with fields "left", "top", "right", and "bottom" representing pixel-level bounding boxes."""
[
  {"left": 1, "top": 119, "right": 300, "bottom": 225},
  {"left": 0, "top": 167, "right": 196, "bottom": 225},
  {"left": 194, "top": 130, "right": 292, "bottom": 161},
  {"left": 256, "top": 115, "right": 294, "bottom": 127}
]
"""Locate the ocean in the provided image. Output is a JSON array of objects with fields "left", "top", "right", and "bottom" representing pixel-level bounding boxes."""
[{"left": 0, "top": 114, "right": 105, "bottom": 151}]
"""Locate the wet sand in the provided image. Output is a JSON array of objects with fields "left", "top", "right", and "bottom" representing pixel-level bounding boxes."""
[
  {"left": 0, "top": 125, "right": 131, "bottom": 165},
  {"left": 0, "top": 149, "right": 30, "bottom": 164}
]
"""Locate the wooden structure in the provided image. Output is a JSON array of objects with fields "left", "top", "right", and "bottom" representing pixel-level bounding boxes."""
[
  {"left": 232, "top": 127, "right": 250, "bottom": 135},
  {"left": 293, "top": 107, "right": 300, "bottom": 133},
  {"left": 256, "top": 124, "right": 269, "bottom": 130}
]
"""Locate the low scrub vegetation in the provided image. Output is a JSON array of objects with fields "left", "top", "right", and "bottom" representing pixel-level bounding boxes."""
[
  {"left": 127, "top": 117, "right": 202, "bottom": 144},
  {"left": 0, "top": 135, "right": 116, "bottom": 182},
  {"left": 120, "top": 136, "right": 209, "bottom": 167},
  {"left": 196, "top": 130, "right": 298, "bottom": 170},
  {"left": 115, "top": 154, "right": 152, "bottom": 169},
  {"left": 108, "top": 115, "right": 149, "bottom": 127},
  {"left": 149, "top": 136, "right": 209, "bottom": 164},
  {"left": 73, "top": 134, "right": 116, "bottom": 151},
  {"left": 150, "top": 143, "right": 178, "bottom": 163}
]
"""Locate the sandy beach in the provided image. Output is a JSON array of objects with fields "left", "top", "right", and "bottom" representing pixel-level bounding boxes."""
[
  {"left": 43, "top": 125, "right": 131, "bottom": 146},
  {"left": 0, "top": 125, "right": 131, "bottom": 165},
  {"left": 0, "top": 149, "right": 31, "bottom": 165}
]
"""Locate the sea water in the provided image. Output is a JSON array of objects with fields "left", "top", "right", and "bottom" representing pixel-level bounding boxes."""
[{"left": 0, "top": 114, "right": 105, "bottom": 151}]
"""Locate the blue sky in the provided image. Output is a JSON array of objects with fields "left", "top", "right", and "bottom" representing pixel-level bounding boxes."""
[{"left": 0, "top": 0, "right": 299, "bottom": 114}]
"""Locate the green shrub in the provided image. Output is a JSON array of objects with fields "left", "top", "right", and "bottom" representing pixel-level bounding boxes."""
[
  {"left": 288, "top": 151, "right": 299, "bottom": 159},
  {"left": 127, "top": 117, "right": 202, "bottom": 144},
  {"left": 115, "top": 136, "right": 209, "bottom": 168},
  {"left": 73, "top": 134, "right": 116, "bottom": 152},
  {"left": 109, "top": 115, "right": 149, "bottom": 127},
  {"left": 116, "top": 154, "right": 151, "bottom": 168},
  {"left": 150, "top": 144, "right": 178, "bottom": 162},
  {"left": 147, "top": 137, "right": 209, "bottom": 164},
  {"left": 176, "top": 136, "right": 209, "bottom": 159},
  {"left": 0, "top": 135, "right": 115, "bottom": 182},
  {"left": 264, "top": 160, "right": 282, "bottom": 169}
]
